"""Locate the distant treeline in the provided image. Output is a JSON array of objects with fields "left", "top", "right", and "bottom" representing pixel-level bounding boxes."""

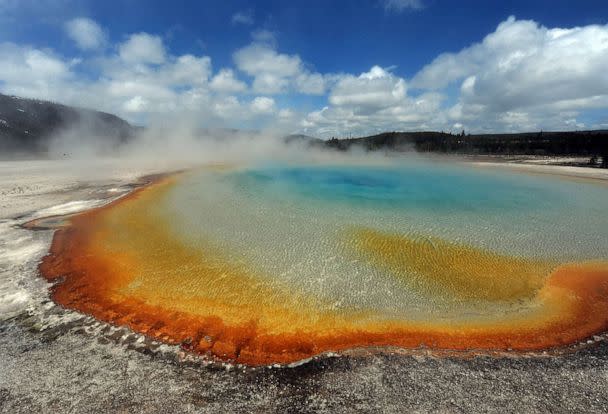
[{"left": 316, "top": 131, "right": 608, "bottom": 167}]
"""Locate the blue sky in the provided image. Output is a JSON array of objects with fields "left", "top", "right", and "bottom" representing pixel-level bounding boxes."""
[{"left": 1, "top": 0, "right": 607, "bottom": 136}]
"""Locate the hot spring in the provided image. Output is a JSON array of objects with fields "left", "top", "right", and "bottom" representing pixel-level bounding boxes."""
[{"left": 40, "top": 160, "right": 608, "bottom": 365}]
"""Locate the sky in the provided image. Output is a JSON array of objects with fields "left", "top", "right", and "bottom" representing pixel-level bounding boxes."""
[{"left": 0, "top": 0, "right": 607, "bottom": 137}]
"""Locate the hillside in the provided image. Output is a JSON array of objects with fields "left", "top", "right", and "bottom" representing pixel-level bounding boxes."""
[
  {"left": 284, "top": 134, "right": 324, "bottom": 145},
  {"left": 0, "top": 93, "right": 137, "bottom": 155}
]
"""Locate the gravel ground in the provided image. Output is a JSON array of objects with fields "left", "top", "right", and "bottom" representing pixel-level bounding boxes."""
[{"left": 2, "top": 315, "right": 608, "bottom": 413}]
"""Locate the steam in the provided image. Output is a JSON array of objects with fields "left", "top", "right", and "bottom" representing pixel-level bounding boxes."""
[{"left": 42, "top": 113, "right": 401, "bottom": 173}]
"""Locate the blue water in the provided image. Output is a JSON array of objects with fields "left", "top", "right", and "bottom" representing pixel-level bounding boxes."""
[{"left": 231, "top": 162, "right": 595, "bottom": 215}]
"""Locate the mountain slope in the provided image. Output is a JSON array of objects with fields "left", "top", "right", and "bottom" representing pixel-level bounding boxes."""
[{"left": 0, "top": 93, "right": 137, "bottom": 155}]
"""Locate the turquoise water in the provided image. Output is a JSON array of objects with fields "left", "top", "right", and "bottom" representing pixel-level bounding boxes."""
[
  {"left": 224, "top": 162, "right": 608, "bottom": 256},
  {"left": 232, "top": 163, "right": 567, "bottom": 214},
  {"left": 157, "top": 160, "right": 608, "bottom": 316}
]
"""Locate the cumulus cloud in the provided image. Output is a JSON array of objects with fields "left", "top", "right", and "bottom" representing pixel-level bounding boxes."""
[
  {"left": 411, "top": 16, "right": 608, "bottom": 131},
  {"left": 119, "top": 33, "right": 166, "bottom": 64},
  {"left": 122, "top": 95, "right": 148, "bottom": 113},
  {"left": 383, "top": 0, "right": 424, "bottom": 13},
  {"left": 0, "top": 43, "right": 74, "bottom": 99},
  {"left": 415, "top": 17, "right": 608, "bottom": 103},
  {"left": 301, "top": 66, "right": 444, "bottom": 137},
  {"left": 88, "top": 50, "right": 212, "bottom": 119},
  {"left": 233, "top": 40, "right": 326, "bottom": 95},
  {"left": 278, "top": 108, "right": 294, "bottom": 119},
  {"left": 231, "top": 10, "right": 254, "bottom": 25},
  {"left": 210, "top": 68, "right": 247, "bottom": 93},
  {"left": 295, "top": 72, "right": 326, "bottom": 95},
  {"left": 0, "top": 28, "right": 302, "bottom": 132},
  {"left": 329, "top": 66, "right": 406, "bottom": 108},
  {"left": 250, "top": 96, "right": 276, "bottom": 114},
  {"left": 162, "top": 54, "right": 211, "bottom": 86},
  {"left": 65, "top": 17, "right": 106, "bottom": 50},
  {"left": 235, "top": 43, "right": 300, "bottom": 79}
]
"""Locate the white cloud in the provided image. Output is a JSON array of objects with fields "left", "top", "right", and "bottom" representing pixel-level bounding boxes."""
[
  {"left": 301, "top": 66, "right": 444, "bottom": 137},
  {"left": 123, "top": 95, "right": 148, "bottom": 113},
  {"left": 329, "top": 66, "right": 406, "bottom": 108},
  {"left": 295, "top": 72, "right": 326, "bottom": 95},
  {"left": 213, "top": 95, "right": 241, "bottom": 117},
  {"left": 413, "top": 16, "right": 608, "bottom": 108},
  {"left": 0, "top": 29, "right": 290, "bottom": 129},
  {"left": 234, "top": 43, "right": 301, "bottom": 79},
  {"left": 105, "top": 79, "right": 175, "bottom": 101},
  {"left": 21, "top": 49, "right": 70, "bottom": 78},
  {"left": 250, "top": 96, "right": 276, "bottom": 114},
  {"left": 231, "top": 10, "right": 254, "bottom": 25},
  {"left": 119, "top": 33, "right": 166, "bottom": 64},
  {"left": 91, "top": 51, "right": 211, "bottom": 116},
  {"left": 1, "top": 17, "right": 319, "bottom": 131},
  {"left": 411, "top": 17, "right": 608, "bottom": 131},
  {"left": 250, "top": 73, "right": 288, "bottom": 95},
  {"left": 0, "top": 43, "right": 73, "bottom": 99},
  {"left": 233, "top": 41, "right": 325, "bottom": 95},
  {"left": 278, "top": 108, "right": 294, "bottom": 119},
  {"left": 162, "top": 54, "right": 211, "bottom": 86},
  {"left": 0, "top": 38, "right": 218, "bottom": 125},
  {"left": 383, "top": 0, "right": 424, "bottom": 13},
  {"left": 210, "top": 68, "right": 247, "bottom": 93},
  {"left": 0, "top": 38, "right": 284, "bottom": 128},
  {"left": 65, "top": 17, "right": 106, "bottom": 50}
]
